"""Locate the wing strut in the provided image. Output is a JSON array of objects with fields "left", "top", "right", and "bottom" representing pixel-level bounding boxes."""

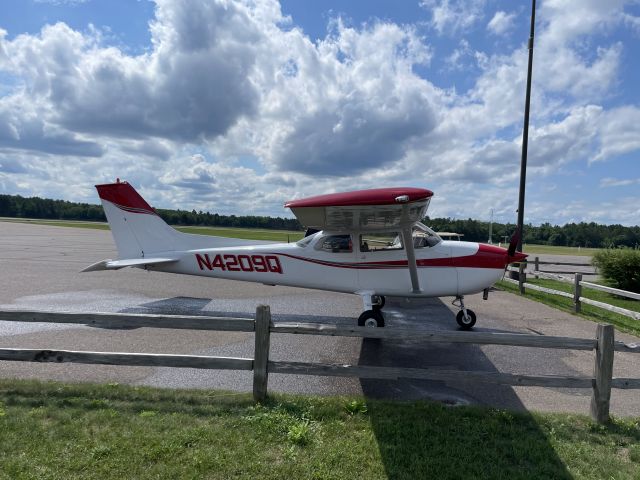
[
  {"left": 398, "top": 203, "right": 422, "bottom": 293},
  {"left": 401, "top": 228, "right": 421, "bottom": 293}
]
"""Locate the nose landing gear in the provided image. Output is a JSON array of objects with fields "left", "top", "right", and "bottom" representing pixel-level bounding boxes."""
[
  {"left": 452, "top": 296, "right": 476, "bottom": 330},
  {"left": 357, "top": 293, "right": 386, "bottom": 327}
]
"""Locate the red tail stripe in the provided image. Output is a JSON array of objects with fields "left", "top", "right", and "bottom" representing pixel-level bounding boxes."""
[{"left": 95, "top": 182, "right": 157, "bottom": 215}]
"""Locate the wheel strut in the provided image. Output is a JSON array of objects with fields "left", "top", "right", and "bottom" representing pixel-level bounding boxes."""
[{"left": 452, "top": 296, "right": 476, "bottom": 330}]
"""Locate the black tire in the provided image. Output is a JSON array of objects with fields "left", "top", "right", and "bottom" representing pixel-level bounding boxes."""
[
  {"left": 456, "top": 309, "right": 476, "bottom": 330},
  {"left": 358, "top": 310, "right": 385, "bottom": 328}
]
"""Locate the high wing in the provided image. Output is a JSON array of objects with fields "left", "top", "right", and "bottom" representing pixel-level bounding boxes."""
[
  {"left": 285, "top": 187, "right": 433, "bottom": 293},
  {"left": 285, "top": 187, "right": 432, "bottom": 231}
]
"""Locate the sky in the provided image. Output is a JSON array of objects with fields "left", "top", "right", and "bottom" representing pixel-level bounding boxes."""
[{"left": 0, "top": 0, "right": 639, "bottom": 226}]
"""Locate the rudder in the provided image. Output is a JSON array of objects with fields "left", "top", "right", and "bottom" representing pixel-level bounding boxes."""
[{"left": 97, "top": 181, "right": 182, "bottom": 259}]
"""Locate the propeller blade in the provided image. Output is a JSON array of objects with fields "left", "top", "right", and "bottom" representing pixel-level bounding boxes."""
[{"left": 507, "top": 228, "right": 520, "bottom": 258}]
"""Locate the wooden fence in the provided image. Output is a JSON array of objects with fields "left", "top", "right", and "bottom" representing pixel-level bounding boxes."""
[
  {"left": 507, "top": 261, "right": 640, "bottom": 321},
  {"left": 530, "top": 257, "right": 595, "bottom": 276},
  {"left": 1, "top": 308, "right": 639, "bottom": 424}
]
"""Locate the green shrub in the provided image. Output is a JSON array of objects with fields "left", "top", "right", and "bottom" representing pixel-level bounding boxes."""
[
  {"left": 287, "top": 420, "right": 312, "bottom": 446},
  {"left": 592, "top": 249, "right": 640, "bottom": 294}
]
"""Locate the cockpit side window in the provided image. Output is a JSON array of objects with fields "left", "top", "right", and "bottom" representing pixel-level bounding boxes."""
[
  {"left": 360, "top": 232, "right": 403, "bottom": 252},
  {"left": 317, "top": 234, "right": 353, "bottom": 253}
]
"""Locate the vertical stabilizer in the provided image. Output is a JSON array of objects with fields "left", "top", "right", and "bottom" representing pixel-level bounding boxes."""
[{"left": 96, "top": 181, "right": 181, "bottom": 259}]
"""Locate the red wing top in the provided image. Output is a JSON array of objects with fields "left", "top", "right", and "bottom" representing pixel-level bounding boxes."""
[
  {"left": 285, "top": 188, "right": 433, "bottom": 208},
  {"left": 285, "top": 187, "right": 433, "bottom": 230}
]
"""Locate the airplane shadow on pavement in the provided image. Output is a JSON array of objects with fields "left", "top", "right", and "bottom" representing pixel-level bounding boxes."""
[
  {"left": 117, "top": 295, "right": 359, "bottom": 325},
  {"left": 358, "top": 296, "right": 526, "bottom": 408},
  {"left": 358, "top": 296, "right": 571, "bottom": 479},
  {"left": 115, "top": 294, "right": 571, "bottom": 477}
]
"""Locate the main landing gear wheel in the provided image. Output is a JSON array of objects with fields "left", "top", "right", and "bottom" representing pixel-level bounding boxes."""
[
  {"left": 358, "top": 309, "right": 385, "bottom": 328},
  {"left": 456, "top": 309, "right": 476, "bottom": 330}
]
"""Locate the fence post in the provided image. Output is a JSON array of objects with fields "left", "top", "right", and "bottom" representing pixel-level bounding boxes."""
[
  {"left": 518, "top": 263, "right": 525, "bottom": 295},
  {"left": 574, "top": 273, "right": 582, "bottom": 313},
  {"left": 534, "top": 256, "right": 539, "bottom": 279},
  {"left": 590, "top": 324, "right": 614, "bottom": 424},
  {"left": 253, "top": 305, "right": 271, "bottom": 403}
]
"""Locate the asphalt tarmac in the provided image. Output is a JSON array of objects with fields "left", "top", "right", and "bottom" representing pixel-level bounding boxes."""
[{"left": 1, "top": 222, "right": 638, "bottom": 416}]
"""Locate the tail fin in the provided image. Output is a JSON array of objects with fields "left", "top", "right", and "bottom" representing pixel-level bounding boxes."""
[
  {"left": 96, "top": 180, "right": 270, "bottom": 260},
  {"left": 97, "top": 181, "right": 183, "bottom": 258}
]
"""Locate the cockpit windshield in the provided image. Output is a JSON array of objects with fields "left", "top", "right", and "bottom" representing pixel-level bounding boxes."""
[
  {"left": 413, "top": 222, "right": 442, "bottom": 248},
  {"left": 296, "top": 232, "right": 319, "bottom": 247}
]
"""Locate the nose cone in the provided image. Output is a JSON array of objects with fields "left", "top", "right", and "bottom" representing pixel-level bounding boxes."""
[
  {"left": 467, "top": 244, "right": 528, "bottom": 269},
  {"left": 509, "top": 251, "right": 528, "bottom": 264}
]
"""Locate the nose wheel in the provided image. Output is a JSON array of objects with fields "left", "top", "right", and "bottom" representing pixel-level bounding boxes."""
[
  {"left": 453, "top": 296, "right": 476, "bottom": 330},
  {"left": 358, "top": 309, "right": 385, "bottom": 328},
  {"left": 456, "top": 309, "right": 476, "bottom": 329},
  {"left": 357, "top": 292, "right": 386, "bottom": 327}
]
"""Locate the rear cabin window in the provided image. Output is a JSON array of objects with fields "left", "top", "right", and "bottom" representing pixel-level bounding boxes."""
[
  {"left": 318, "top": 235, "right": 353, "bottom": 253},
  {"left": 360, "top": 232, "right": 403, "bottom": 252}
]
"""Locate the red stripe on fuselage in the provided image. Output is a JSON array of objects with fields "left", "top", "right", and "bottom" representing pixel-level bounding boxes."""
[{"left": 274, "top": 244, "right": 508, "bottom": 270}]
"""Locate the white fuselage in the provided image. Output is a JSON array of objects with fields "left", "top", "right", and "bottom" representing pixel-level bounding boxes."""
[{"left": 147, "top": 233, "right": 506, "bottom": 298}]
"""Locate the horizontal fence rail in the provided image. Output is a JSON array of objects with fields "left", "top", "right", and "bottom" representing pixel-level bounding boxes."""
[
  {"left": 269, "top": 361, "right": 595, "bottom": 388},
  {"left": 0, "top": 348, "right": 252, "bottom": 370},
  {"left": 579, "top": 298, "right": 640, "bottom": 321},
  {"left": 0, "top": 310, "right": 256, "bottom": 332},
  {"left": 272, "top": 322, "right": 599, "bottom": 350},
  {"left": 533, "top": 271, "right": 574, "bottom": 282},
  {"left": 580, "top": 282, "right": 640, "bottom": 301},
  {"left": 535, "top": 260, "right": 592, "bottom": 267},
  {"left": 1, "top": 307, "right": 639, "bottom": 424},
  {"left": 504, "top": 278, "right": 574, "bottom": 299},
  {"left": 529, "top": 257, "right": 596, "bottom": 277},
  {"left": 272, "top": 322, "right": 639, "bottom": 353},
  {"left": 506, "top": 264, "right": 640, "bottom": 321}
]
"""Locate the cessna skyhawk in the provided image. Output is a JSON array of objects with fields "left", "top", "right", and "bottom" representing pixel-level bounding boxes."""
[{"left": 84, "top": 180, "right": 526, "bottom": 329}]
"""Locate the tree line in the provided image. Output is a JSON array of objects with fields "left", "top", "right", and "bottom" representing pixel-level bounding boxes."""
[
  {"left": 425, "top": 217, "right": 640, "bottom": 249},
  {"left": 0, "top": 193, "right": 301, "bottom": 231},
  {"left": 1, "top": 193, "right": 639, "bottom": 248}
]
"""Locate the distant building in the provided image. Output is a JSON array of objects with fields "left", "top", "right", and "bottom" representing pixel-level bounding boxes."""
[{"left": 436, "top": 232, "right": 464, "bottom": 241}]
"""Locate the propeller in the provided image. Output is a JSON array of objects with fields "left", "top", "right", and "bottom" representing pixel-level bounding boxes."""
[
  {"left": 507, "top": 227, "right": 520, "bottom": 258},
  {"left": 502, "top": 228, "right": 521, "bottom": 280}
]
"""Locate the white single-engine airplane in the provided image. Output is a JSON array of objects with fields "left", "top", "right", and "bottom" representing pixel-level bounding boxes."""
[{"left": 84, "top": 180, "right": 526, "bottom": 329}]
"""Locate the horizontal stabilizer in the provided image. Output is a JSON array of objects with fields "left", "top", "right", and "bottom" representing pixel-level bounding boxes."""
[{"left": 82, "top": 257, "right": 179, "bottom": 272}]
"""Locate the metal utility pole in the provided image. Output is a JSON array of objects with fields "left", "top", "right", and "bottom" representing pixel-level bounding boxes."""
[
  {"left": 516, "top": 0, "right": 536, "bottom": 252},
  {"left": 488, "top": 209, "right": 493, "bottom": 244}
]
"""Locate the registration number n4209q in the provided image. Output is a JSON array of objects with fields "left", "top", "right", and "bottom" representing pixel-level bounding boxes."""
[{"left": 195, "top": 253, "right": 283, "bottom": 274}]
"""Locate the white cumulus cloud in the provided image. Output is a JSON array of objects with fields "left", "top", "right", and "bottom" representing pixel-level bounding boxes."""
[
  {"left": 0, "top": 0, "right": 638, "bottom": 225},
  {"left": 487, "top": 11, "right": 516, "bottom": 36}
]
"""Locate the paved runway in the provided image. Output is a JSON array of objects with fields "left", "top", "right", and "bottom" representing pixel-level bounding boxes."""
[{"left": 1, "top": 222, "right": 638, "bottom": 416}]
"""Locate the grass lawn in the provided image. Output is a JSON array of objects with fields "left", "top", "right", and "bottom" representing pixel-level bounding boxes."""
[
  {"left": 498, "top": 277, "right": 640, "bottom": 336},
  {"left": 0, "top": 379, "right": 639, "bottom": 480}
]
